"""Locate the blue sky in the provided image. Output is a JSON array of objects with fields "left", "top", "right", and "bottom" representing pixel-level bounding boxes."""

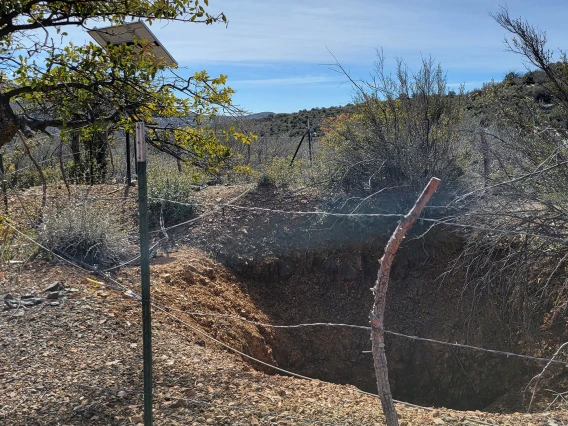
[{"left": 74, "top": 0, "right": 568, "bottom": 113}]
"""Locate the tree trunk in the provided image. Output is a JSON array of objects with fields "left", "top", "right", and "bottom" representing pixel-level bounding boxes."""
[
  {"left": 0, "top": 98, "right": 18, "bottom": 149},
  {"left": 70, "top": 131, "right": 83, "bottom": 183},
  {"left": 58, "top": 137, "right": 71, "bottom": 196},
  {"left": 19, "top": 131, "right": 47, "bottom": 208},
  {"left": 106, "top": 128, "right": 115, "bottom": 180},
  {"left": 0, "top": 154, "right": 8, "bottom": 213},
  {"left": 95, "top": 130, "right": 108, "bottom": 183},
  {"left": 371, "top": 177, "right": 440, "bottom": 426}
]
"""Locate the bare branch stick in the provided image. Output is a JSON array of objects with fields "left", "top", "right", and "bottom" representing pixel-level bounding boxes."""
[{"left": 371, "top": 177, "right": 440, "bottom": 426}]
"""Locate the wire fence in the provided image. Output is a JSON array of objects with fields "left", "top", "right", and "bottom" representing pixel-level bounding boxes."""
[
  {"left": 145, "top": 196, "right": 568, "bottom": 244},
  {"left": 5, "top": 188, "right": 567, "bottom": 242},
  {"left": 1, "top": 152, "right": 77, "bottom": 176},
  {"left": 3, "top": 185, "right": 568, "bottom": 424},
  {"left": 13, "top": 188, "right": 560, "bottom": 274},
  {"left": 6, "top": 198, "right": 568, "bottom": 369},
  {"left": 148, "top": 305, "right": 568, "bottom": 367}
]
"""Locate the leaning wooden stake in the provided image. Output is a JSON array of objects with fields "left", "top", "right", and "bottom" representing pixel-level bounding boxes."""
[{"left": 371, "top": 177, "right": 440, "bottom": 426}]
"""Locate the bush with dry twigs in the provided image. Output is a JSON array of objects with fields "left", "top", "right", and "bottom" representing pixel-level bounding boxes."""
[{"left": 37, "top": 203, "right": 135, "bottom": 268}]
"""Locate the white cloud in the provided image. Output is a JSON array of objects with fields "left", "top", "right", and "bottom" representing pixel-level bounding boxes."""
[
  {"left": 40, "top": 0, "right": 568, "bottom": 113},
  {"left": 231, "top": 75, "right": 342, "bottom": 87},
  {"left": 154, "top": 1, "right": 490, "bottom": 64},
  {"left": 60, "top": 0, "right": 568, "bottom": 72},
  {"left": 151, "top": 0, "right": 568, "bottom": 70}
]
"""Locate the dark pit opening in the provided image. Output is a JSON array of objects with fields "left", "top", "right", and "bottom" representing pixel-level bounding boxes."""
[{"left": 232, "top": 231, "right": 550, "bottom": 412}]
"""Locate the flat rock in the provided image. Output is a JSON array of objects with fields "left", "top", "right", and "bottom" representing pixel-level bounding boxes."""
[
  {"left": 4, "top": 294, "right": 44, "bottom": 309},
  {"left": 46, "top": 292, "right": 61, "bottom": 300},
  {"left": 45, "top": 281, "right": 65, "bottom": 292}
]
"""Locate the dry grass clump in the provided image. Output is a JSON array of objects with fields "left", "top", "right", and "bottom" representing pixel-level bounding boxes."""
[{"left": 38, "top": 202, "right": 135, "bottom": 268}]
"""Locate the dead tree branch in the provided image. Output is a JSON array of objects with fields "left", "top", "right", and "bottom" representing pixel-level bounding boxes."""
[{"left": 371, "top": 177, "right": 440, "bottom": 426}]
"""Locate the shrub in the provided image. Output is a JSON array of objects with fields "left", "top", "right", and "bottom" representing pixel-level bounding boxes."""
[
  {"left": 147, "top": 167, "right": 196, "bottom": 229},
  {"left": 532, "top": 86, "right": 553, "bottom": 103},
  {"left": 257, "top": 174, "right": 276, "bottom": 189},
  {"left": 0, "top": 216, "right": 37, "bottom": 263},
  {"left": 38, "top": 203, "right": 133, "bottom": 268},
  {"left": 320, "top": 55, "right": 466, "bottom": 193},
  {"left": 8, "top": 165, "right": 62, "bottom": 189},
  {"left": 259, "top": 156, "right": 313, "bottom": 188},
  {"left": 504, "top": 71, "right": 522, "bottom": 85},
  {"left": 523, "top": 71, "right": 536, "bottom": 85}
]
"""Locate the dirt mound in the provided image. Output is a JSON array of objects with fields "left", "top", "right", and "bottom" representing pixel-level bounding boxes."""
[{"left": 145, "top": 249, "right": 277, "bottom": 369}]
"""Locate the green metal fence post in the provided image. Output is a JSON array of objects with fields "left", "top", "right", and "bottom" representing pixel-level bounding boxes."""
[
  {"left": 126, "top": 131, "right": 132, "bottom": 186},
  {"left": 0, "top": 154, "right": 8, "bottom": 213},
  {"left": 136, "top": 122, "right": 153, "bottom": 426}
]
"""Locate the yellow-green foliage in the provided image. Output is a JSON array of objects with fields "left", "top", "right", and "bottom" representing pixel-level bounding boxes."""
[
  {"left": 259, "top": 156, "right": 315, "bottom": 187},
  {"left": 8, "top": 165, "right": 62, "bottom": 188},
  {"left": 1, "top": 0, "right": 251, "bottom": 172}
]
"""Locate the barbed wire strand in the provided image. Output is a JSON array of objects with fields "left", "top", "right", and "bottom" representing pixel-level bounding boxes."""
[
  {"left": 454, "top": 160, "right": 568, "bottom": 203},
  {"left": 149, "top": 184, "right": 256, "bottom": 234},
  {"left": 2, "top": 219, "right": 322, "bottom": 386},
  {"left": 150, "top": 301, "right": 507, "bottom": 426},
  {"left": 3, "top": 286, "right": 431, "bottom": 422},
  {"left": 150, "top": 197, "right": 405, "bottom": 219},
  {"left": 153, "top": 304, "right": 568, "bottom": 367},
  {"left": 2, "top": 152, "right": 77, "bottom": 176},
  {"left": 7, "top": 190, "right": 566, "bottom": 244},
  {"left": 3, "top": 216, "right": 562, "bottom": 424},
  {"left": 3, "top": 290, "right": 470, "bottom": 421},
  {"left": 14, "top": 191, "right": 568, "bottom": 243},
  {"left": 150, "top": 302, "right": 445, "bottom": 414},
  {"left": 0, "top": 255, "right": 516, "bottom": 423},
  {"left": 153, "top": 303, "right": 315, "bottom": 381},
  {"left": 99, "top": 188, "right": 257, "bottom": 271},
  {"left": 6, "top": 216, "right": 567, "bottom": 369},
  {"left": 7, "top": 193, "right": 134, "bottom": 201},
  {"left": 100, "top": 237, "right": 165, "bottom": 272},
  {"left": 420, "top": 217, "right": 568, "bottom": 243},
  {"left": 2, "top": 282, "right": 426, "bottom": 421},
  {"left": 148, "top": 197, "right": 568, "bottom": 244},
  {"left": 7, "top": 215, "right": 568, "bottom": 370}
]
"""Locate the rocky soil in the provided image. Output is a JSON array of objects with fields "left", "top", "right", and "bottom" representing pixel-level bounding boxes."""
[
  {"left": 3, "top": 183, "right": 568, "bottom": 424},
  {"left": 0, "top": 249, "right": 566, "bottom": 425}
]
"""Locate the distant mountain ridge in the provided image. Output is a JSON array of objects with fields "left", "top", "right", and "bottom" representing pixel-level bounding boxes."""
[
  {"left": 243, "top": 105, "right": 355, "bottom": 137},
  {"left": 244, "top": 112, "right": 276, "bottom": 120}
]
